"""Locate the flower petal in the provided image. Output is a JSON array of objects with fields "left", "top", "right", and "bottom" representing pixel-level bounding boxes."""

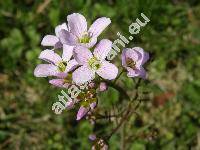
[
  {"left": 62, "top": 44, "right": 74, "bottom": 61},
  {"left": 125, "top": 48, "right": 141, "bottom": 62},
  {"left": 41, "top": 35, "right": 59, "bottom": 46},
  {"left": 72, "top": 65, "right": 95, "bottom": 85},
  {"left": 49, "top": 79, "right": 65, "bottom": 87},
  {"left": 39, "top": 49, "right": 62, "bottom": 64},
  {"left": 127, "top": 66, "right": 147, "bottom": 79},
  {"left": 65, "top": 59, "right": 79, "bottom": 72},
  {"left": 56, "top": 72, "right": 68, "bottom": 78},
  {"left": 34, "top": 64, "right": 58, "bottom": 77},
  {"left": 94, "top": 39, "right": 112, "bottom": 60},
  {"left": 88, "top": 17, "right": 111, "bottom": 38},
  {"left": 76, "top": 106, "right": 88, "bottom": 120},
  {"left": 54, "top": 41, "right": 63, "bottom": 49},
  {"left": 74, "top": 46, "right": 93, "bottom": 65},
  {"left": 58, "top": 29, "right": 77, "bottom": 46},
  {"left": 133, "top": 47, "right": 149, "bottom": 65},
  {"left": 67, "top": 13, "right": 87, "bottom": 37},
  {"left": 55, "top": 23, "right": 68, "bottom": 37},
  {"left": 141, "top": 52, "right": 149, "bottom": 65},
  {"left": 96, "top": 61, "right": 118, "bottom": 80}
]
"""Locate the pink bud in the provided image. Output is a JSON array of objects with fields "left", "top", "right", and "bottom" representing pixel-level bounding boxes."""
[
  {"left": 89, "top": 82, "right": 95, "bottom": 88},
  {"left": 89, "top": 134, "right": 96, "bottom": 141},
  {"left": 66, "top": 100, "right": 74, "bottom": 109},
  {"left": 76, "top": 106, "right": 88, "bottom": 121},
  {"left": 99, "top": 82, "right": 108, "bottom": 92},
  {"left": 90, "top": 102, "right": 96, "bottom": 110}
]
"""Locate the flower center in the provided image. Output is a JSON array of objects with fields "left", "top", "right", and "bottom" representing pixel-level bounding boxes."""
[
  {"left": 126, "top": 57, "right": 136, "bottom": 69},
  {"left": 58, "top": 61, "right": 67, "bottom": 72},
  {"left": 79, "top": 32, "right": 91, "bottom": 44},
  {"left": 88, "top": 57, "right": 101, "bottom": 70}
]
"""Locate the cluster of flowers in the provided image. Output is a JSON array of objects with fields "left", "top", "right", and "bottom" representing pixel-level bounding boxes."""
[{"left": 34, "top": 13, "right": 149, "bottom": 122}]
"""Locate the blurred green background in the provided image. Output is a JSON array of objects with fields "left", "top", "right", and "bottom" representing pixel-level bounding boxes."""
[{"left": 0, "top": 0, "right": 200, "bottom": 149}]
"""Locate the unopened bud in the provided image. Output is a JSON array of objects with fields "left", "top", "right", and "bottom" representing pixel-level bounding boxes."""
[
  {"left": 88, "top": 82, "right": 95, "bottom": 88},
  {"left": 99, "top": 82, "right": 108, "bottom": 92},
  {"left": 89, "top": 134, "right": 96, "bottom": 141}
]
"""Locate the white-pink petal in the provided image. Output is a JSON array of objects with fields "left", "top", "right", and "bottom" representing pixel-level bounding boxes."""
[
  {"left": 58, "top": 29, "right": 77, "bottom": 46},
  {"left": 49, "top": 79, "right": 65, "bottom": 87},
  {"left": 93, "top": 39, "right": 112, "bottom": 60},
  {"left": 74, "top": 46, "right": 93, "bottom": 65},
  {"left": 72, "top": 65, "right": 95, "bottom": 85},
  {"left": 34, "top": 64, "right": 58, "bottom": 77},
  {"left": 67, "top": 13, "right": 87, "bottom": 38},
  {"left": 65, "top": 59, "right": 78, "bottom": 72},
  {"left": 39, "top": 49, "right": 62, "bottom": 64},
  {"left": 55, "top": 23, "right": 68, "bottom": 37},
  {"left": 41, "top": 35, "right": 59, "bottom": 46},
  {"left": 56, "top": 72, "right": 68, "bottom": 78},
  {"left": 96, "top": 61, "right": 118, "bottom": 80},
  {"left": 54, "top": 42, "right": 62, "bottom": 49},
  {"left": 88, "top": 17, "right": 111, "bottom": 38},
  {"left": 125, "top": 48, "right": 141, "bottom": 62},
  {"left": 62, "top": 44, "right": 74, "bottom": 62},
  {"left": 127, "top": 67, "right": 146, "bottom": 79},
  {"left": 133, "top": 47, "right": 149, "bottom": 65}
]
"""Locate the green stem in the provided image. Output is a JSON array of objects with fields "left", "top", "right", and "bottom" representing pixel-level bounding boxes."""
[{"left": 105, "top": 79, "right": 143, "bottom": 140}]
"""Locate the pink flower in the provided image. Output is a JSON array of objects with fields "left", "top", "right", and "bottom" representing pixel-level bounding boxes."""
[
  {"left": 34, "top": 45, "right": 78, "bottom": 77},
  {"left": 72, "top": 39, "right": 118, "bottom": 85},
  {"left": 122, "top": 47, "right": 149, "bottom": 79},
  {"left": 58, "top": 13, "right": 111, "bottom": 48},
  {"left": 41, "top": 23, "right": 68, "bottom": 48}
]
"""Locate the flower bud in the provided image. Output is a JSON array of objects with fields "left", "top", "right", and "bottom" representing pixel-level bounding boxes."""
[
  {"left": 76, "top": 106, "right": 88, "bottom": 121},
  {"left": 66, "top": 100, "right": 74, "bottom": 109},
  {"left": 99, "top": 82, "right": 108, "bottom": 92},
  {"left": 88, "top": 82, "right": 95, "bottom": 88},
  {"left": 89, "top": 134, "right": 96, "bottom": 141},
  {"left": 90, "top": 102, "right": 97, "bottom": 110}
]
